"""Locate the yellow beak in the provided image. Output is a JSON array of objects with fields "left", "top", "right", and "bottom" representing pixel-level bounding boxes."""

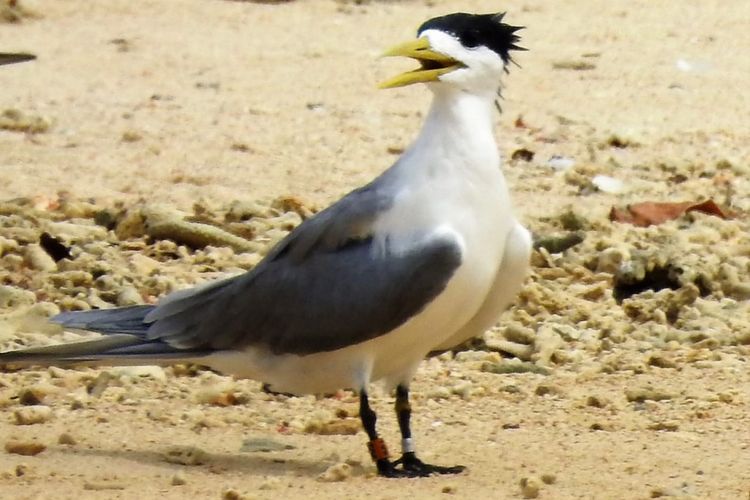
[{"left": 378, "top": 37, "right": 463, "bottom": 89}]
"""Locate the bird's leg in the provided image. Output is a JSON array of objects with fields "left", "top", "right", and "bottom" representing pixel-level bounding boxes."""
[
  {"left": 391, "top": 384, "right": 466, "bottom": 476},
  {"left": 359, "top": 389, "right": 408, "bottom": 478}
]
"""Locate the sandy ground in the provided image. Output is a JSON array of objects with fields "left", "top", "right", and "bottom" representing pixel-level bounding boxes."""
[{"left": 1, "top": 0, "right": 750, "bottom": 498}]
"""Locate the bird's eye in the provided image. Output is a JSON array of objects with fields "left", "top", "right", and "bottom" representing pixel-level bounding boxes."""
[{"left": 460, "top": 31, "right": 479, "bottom": 48}]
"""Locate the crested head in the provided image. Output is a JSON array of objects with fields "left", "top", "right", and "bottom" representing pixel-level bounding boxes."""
[
  {"left": 417, "top": 13, "right": 524, "bottom": 66},
  {"left": 379, "top": 12, "right": 524, "bottom": 95}
]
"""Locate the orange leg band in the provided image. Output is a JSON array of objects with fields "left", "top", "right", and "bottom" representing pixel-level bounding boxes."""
[{"left": 367, "top": 438, "right": 389, "bottom": 461}]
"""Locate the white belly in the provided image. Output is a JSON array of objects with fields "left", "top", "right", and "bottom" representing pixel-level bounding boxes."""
[{"left": 434, "top": 222, "right": 531, "bottom": 351}]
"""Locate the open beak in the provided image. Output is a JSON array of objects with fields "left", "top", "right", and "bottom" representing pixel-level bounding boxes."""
[
  {"left": 378, "top": 37, "right": 463, "bottom": 89},
  {"left": 0, "top": 53, "right": 35, "bottom": 67}
]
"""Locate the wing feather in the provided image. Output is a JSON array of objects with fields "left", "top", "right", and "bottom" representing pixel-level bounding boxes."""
[{"left": 144, "top": 181, "right": 463, "bottom": 355}]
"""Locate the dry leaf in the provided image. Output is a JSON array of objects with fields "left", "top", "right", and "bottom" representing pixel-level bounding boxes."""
[{"left": 609, "top": 199, "right": 729, "bottom": 227}]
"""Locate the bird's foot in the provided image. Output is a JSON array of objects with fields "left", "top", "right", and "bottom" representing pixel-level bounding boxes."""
[
  {"left": 375, "top": 458, "right": 419, "bottom": 478},
  {"left": 380, "top": 452, "right": 465, "bottom": 478}
]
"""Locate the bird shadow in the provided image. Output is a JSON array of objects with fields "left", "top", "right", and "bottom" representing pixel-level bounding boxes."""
[{"left": 55, "top": 445, "right": 327, "bottom": 477}]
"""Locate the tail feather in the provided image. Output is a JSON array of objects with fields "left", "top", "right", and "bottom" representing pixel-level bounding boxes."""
[
  {"left": 0, "top": 334, "right": 212, "bottom": 368},
  {"left": 2, "top": 306, "right": 212, "bottom": 368},
  {"left": 51, "top": 305, "right": 155, "bottom": 336}
]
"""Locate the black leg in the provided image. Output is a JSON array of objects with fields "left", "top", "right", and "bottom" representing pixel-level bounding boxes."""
[
  {"left": 391, "top": 384, "right": 466, "bottom": 476},
  {"left": 359, "top": 389, "right": 404, "bottom": 478}
]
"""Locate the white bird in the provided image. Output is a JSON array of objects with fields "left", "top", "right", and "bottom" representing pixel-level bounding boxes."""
[{"left": 0, "top": 12, "right": 530, "bottom": 477}]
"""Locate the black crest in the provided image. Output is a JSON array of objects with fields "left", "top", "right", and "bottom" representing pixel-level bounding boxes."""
[{"left": 418, "top": 12, "right": 524, "bottom": 64}]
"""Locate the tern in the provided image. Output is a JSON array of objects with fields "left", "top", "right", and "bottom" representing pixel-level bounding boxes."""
[{"left": 0, "top": 12, "right": 530, "bottom": 477}]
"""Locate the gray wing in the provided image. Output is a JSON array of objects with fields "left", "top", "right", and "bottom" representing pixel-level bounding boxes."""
[{"left": 144, "top": 183, "right": 463, "bottom": 355}]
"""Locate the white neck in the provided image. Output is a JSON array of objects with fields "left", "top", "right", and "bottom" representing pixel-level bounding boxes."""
[
  {"left": 404, "top": 87, "right": 501, "bottom": 181},
  {"left": 373, "top": 85, "right": 512, "bottom": 255}
]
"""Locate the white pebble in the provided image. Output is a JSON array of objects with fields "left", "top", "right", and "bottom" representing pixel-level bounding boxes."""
[{"left": 591, "top": 174, "right": 624, "bottom": 193}]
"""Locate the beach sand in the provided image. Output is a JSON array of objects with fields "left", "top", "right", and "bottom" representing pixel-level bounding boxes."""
[{"left": 0, "top": 1, "right": 749, "bottom": 498}]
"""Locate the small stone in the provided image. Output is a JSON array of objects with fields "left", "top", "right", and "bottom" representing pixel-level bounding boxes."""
[
  {"left": 441, "top": 483, "right": 458, "bottom": 494},
  {"left": 481, "top": 361, "right": 550, "bottom": 375},
  {"left": 625, "top": 388, "right": 673, "bottom": 403},
  {"left": 533, "top": 325, "right": 565, "bottom": 366},
  {"left": 541, "top": 473, "right": 557, "bottom": 485},
  {"left": 225, "top": 200, "right": 272, "bottom": 222},
  {"left": 427, "top": 386, "right": 452, "bottom": 400},
  {"left": 591, "top": 174, "right": 624, "bottom": 194},
  {"left": 534, "top": 383, "right": 563, "bottom": 397},
  {"left": 5, "top": 440, "right": 46, "bottom": 456},
  {"left": 142, "top": 205, "right": 258, "bottom": 253},
  {"left": 596, "top": 247, "right": 628, "bottom": 274},
  {"left": 69, "top": 396, "right": 87, "bottom": 410},
  {"left": 450, "top": 382, "right": 473, "bottom": 399},
  {"left": 17, "top": 387, "right": 44, "bottom": 406},
  {"left": 115, "top": 209, "right": 147, "bottom": 240},
  {"left": 58, "top": 432, "right": 76, "bottom": 445},
  {"left": 195, "top": 383, "right": 239, "bottom": 406},
  {"left": 0, "top": 109, "right": 52, "bottom": 133},
  {"left": 171, "top": 472, "right": 187, "bottom": 486},
  {"left": 87, "top": 371, "right": 115, "bottom": 397},
  {"left": 116, "top": 286, "right": 143, "bottom": 306},
  {"left": 503, "top": 323, "right": 536, "bottom": 344},
  {"left": 648, "top": 421, "right": 679, "bottom": 432},
  {"left": 534, "top": 232, "right": 584, "bottom": 253},
  {"left": 547, "top": 155, "right": 575, "bottom": 171},
  {"left": 0, "top": 285, "right": 36, "bottom": 308},
  {"left": 162, "top": 445, "right": 208, "bottom": 465},
  {"left": 221, "top": 488, "right": 254, "bottom": 500},
  {"left": 93, "top": 208, "right": 119, "bottom": 229},
  {"left": 585, "top": 395, "right": 609, "bottom": 408},
  {"left": 127, "top": 253, "right": 160, "bottom": 275},
  {"left": 317, "top": 462, "right": 352, "bottom": 482},
  {"left": 15, "top": 463, "right": 29, "bottom": 476},
  {"left": 718, "top": 392, "right": 734, "bottom": 404},
  {"left": 334, "top": 405, "right": 359, "bottom": 419},
  {"left": 14, "top": 405, "right": 53, "bottom": 425},
  {"left": 121, "top": 130, "right": 143, "bottom": 142},
  {"left": 271, "top": 195, "right": 315, "bottom": 219},
  {"left": 487, "top": 340, "right": 534, "bottom": 361},
  {"left": 648, "top": 354, "right": 677, "bottom": 369},
  {"left": 519, "top": 476, "right": 541, "bottom": 498}
]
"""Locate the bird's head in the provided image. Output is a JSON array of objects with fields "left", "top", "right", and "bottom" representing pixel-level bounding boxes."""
[{"left": 379, "top": 12, "right": 523, "bottom": 95}]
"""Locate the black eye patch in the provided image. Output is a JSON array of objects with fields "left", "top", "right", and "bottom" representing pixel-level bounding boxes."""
[
  {"left": 460, "top": 31, "right": 480, "bottom": 48},
  {"left": 417, "top": 12, "right": 524, "bottom": 64}
]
